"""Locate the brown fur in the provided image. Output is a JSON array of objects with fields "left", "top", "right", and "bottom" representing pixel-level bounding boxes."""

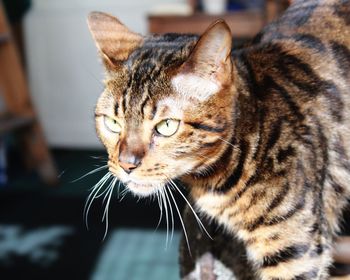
[{"left": 88, "top": 1, "right": 350, "bottom": 279}]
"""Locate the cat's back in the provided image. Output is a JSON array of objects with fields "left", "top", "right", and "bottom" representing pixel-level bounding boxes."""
[
  {"left": 240, "top": 0, "right": 350, "bottom": 234},
  {"left": 257, "top": 0, "right": 350, "bottom": 46},
  {"left": 244, "top": 0, "right": 350, "bottom": 123},
  {"left": 252, "top": 0, "right": 350, "bottom": 85}
]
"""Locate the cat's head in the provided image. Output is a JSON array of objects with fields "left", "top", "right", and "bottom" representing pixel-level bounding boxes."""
[{"left": 88, "top": 12, "right": 236, "bottom": 197}]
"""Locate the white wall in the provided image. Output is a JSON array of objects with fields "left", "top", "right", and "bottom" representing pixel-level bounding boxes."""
[{"left": 24, "top": 0, "right": 181, "bottom": 148}]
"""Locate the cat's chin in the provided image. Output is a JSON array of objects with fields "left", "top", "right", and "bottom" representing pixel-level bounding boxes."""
[{"left": 126, "top": 181, "right": 163, "bottom": 197}]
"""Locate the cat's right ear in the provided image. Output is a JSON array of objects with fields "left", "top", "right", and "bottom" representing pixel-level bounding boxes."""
[
  {"left": 172, "top": 20, "right": 233, "bottom": 101},
  {"left": 87, "top": 12, "right": 143, "bottom": 70}
]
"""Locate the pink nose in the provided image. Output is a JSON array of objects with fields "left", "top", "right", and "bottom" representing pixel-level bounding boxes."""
[
  {"left": 119, "top": 161, "right": 138, "bottom": 174},
  {"left": 118, "top": 138, "right": 144, "bottom": 174}
]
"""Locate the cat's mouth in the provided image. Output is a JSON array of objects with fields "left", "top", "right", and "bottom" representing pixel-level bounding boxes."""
[
  {"left": 108, "top": 161, "right": 165, "bottom": 196},
  {"left": 126, "top": 180, "right": 163, "bottom": 197}
]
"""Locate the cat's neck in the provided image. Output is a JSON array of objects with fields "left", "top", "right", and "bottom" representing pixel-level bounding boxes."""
[{"left": 183, "top": 57, "right": 260, "bottom": 199}]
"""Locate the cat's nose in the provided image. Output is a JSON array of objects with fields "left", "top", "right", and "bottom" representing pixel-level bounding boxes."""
[
  {"left": 118, "top": 138, "right": 144, "bottom": 174},
  {"left": 118, "top": 156, "right": 141, "bottom": 174}
]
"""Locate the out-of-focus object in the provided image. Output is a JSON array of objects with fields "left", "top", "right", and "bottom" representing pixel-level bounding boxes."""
[
  {"left": 334, "top": 237, "right": 350, "bottom": 265},
  {"left": 148, "top": 0, "right": 289, "bottom": 37},
  {"left": 25, "top": 0, "right": 156, "bottom": 148},
  {"left": 2, "top": 0, "right": 32, "bottom": 66},
  {"left": 265, "top": 0, "right": 289, "bottom": 22},
  {"left": 0, "top": 3, "right": 57, "bottom": 185},
  {"left": 149, "top": 10, "right": 264, "bottom": 37},
  {"left": 150, "top": 3, "right": 193, "bottom": 16},
  {"left": 227, "top": 0, "right": 264, "bottom": 10},
  {"left": 202, "top": 0, "right": 227, "bottom": 15},
  {"left": 187, "top": 0, "right": 198, "bottom": 12},
  {"left": 0, "top": 139, "right": 6, "bottom": 186},
  {"left": 331, "top": 237, "right": 350, "bottom": 278},
  {"left": 2, "top": 0, "right": 31, "bottom": 23}
]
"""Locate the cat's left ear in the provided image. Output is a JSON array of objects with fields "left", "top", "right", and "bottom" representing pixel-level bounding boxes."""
[
  {"left": 172, "top": 20, "right": 233, "bottom": 101},
  {"left": 87, "top": 12, "right": 143, "bottom": 70}
]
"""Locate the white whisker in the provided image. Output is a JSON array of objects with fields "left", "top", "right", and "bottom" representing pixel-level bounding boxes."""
[
  {"left": 84, "top": 172, "right": 111, "bottom": 230},
  {"left": 160, "top": 187, "right": 170, "bottom": 249},
  {"left": 72, "top": 164, "right": 108, "bottom": 183},
  {"left": 58, "top": 170, "right": 66, "bottom": 178},
  {"left": 155, "top": 189, "right": 163, "bottom": 231},
  {"left": 102, "top": 177, "right": 117, "bottom": 240},
  {"left": 95, "top": 179, "right": 114, "bottom": 200},
  {"left": 84, "top": 172, "right": 111, "bottom": 217},
  {"left": 218, "top": 137, "right": 236, "bottom": 148},
  {"left": 90, "top": 155, "right": 108, "bottom": 162},
  {"left": 169, "top": 178, "right": 212, "bottom": 240},
  {"left": 119, "top": 193, "right": 128, "bottom": 202},
  {"left": 119, "top": 184, "right": 130, "bottom": 201},
  {"left": 163, "top": 186, "right": 175, "bottom": 244},
  {"left": 119, "top": 192, "right": 129, "bottom": 201},
  {"left": 102, "top": 177, "right": 117, "bottom": 205},
  {"left": 119, "top": 185, "right": 129, "bottom": 196},
  {"left": 116, "top": 181, "right": 122, "bottom": 199},
  {"left": 166, "top": 185, "right": 192, "bottom": 256}
]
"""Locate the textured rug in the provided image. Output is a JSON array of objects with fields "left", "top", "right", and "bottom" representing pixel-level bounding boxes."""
[{"left": 0, "top": 190, "right": 182, "bottom": 280}]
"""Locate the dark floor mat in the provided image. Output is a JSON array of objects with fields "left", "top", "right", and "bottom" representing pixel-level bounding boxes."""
[{"left": 0, "top": 190, "right": 183, "bottom": 280}]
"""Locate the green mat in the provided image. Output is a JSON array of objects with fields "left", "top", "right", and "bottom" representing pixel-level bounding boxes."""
[{"left": 91, "top": 229, "right": 181, "bottom": 280}]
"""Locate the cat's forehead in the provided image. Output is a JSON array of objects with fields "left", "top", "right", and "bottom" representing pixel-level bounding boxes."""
[
  {"left": 131, "top": 34, "right": 197, "bottom": 59},
  {"left": 125, "top": 34, "right": 197, "bottom": 80},
  {"left": 106, "top": 34, "right": 198, "bottom": 119},
  {"left": 106, "top": 34, "right": 198, "bottom": 94}
]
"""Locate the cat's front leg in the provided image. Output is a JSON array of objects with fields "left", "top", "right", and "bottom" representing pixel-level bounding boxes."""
[{"left": 195, "top": 182, "right": 334, "bottom": 279}]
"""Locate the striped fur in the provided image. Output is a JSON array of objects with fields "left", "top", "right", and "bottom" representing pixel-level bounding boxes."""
[{"left": 89, "top": 1, "right": 350, "bottom": 279}]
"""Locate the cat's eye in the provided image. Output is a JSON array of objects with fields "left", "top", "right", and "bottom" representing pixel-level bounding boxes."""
[
  {"left": 155, "top": 119, "right": 180, "bottom": 137},
  {"left": 104, "top": 116, "right": 121, "bottom": 133}
]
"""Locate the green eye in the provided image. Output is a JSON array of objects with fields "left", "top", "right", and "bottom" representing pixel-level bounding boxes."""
[
  {"left": 104, "top": 116, "right": 121, "bottom": 133},
  {"left": 155, "top": 119, "right": 180, "bottom": 137}
]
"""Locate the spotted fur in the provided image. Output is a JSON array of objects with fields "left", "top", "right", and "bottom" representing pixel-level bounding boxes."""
[{"left": 88, "top": 1, "right": 350, "bottom": 279}]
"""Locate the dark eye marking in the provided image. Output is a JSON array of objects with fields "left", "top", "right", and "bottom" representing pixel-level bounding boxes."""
[
  {"left": 185, "top": 122, "right": 226, "bottom": 133},
  {"left": 143, "top": 102, "right": 158, "bottom": 120},
  {"left": 150, "top": 105, "right": 157, "bottom": 120},
  {"left": 114, "top": 102, "right": 118, "bottom": 116}
]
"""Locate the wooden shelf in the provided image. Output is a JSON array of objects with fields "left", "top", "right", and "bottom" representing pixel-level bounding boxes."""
[
  {"left": 148, "top": 1, "right": 290, "bottom": 37},
  {"left": 148, "top": 10, "right": 265, "bottom": 37}
]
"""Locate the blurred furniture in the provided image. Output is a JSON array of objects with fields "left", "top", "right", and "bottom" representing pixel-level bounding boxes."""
[
  {"left": 265, "top": 0, "right": 289, "bottom": 22},
  {"left": 335, "top": 237, "right": 350, "bottom": 265},
  {"left": 148, "top": 0, "right": 289, "bottom": 37},
  {"left": 0, "top": 3, "right": 57, "bottom": 185},
  {"left": 2, "top": 0, "right": 32, "bottom": 66}
]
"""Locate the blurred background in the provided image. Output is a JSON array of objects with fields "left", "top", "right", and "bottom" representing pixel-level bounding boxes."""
[{"left": 0, "top": 0, "right": 349, "bottom": 279}]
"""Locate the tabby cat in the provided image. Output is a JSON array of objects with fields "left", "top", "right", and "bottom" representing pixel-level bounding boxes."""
[{"left": 87, "top": 0, "right": 350, "bottom": 279}]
